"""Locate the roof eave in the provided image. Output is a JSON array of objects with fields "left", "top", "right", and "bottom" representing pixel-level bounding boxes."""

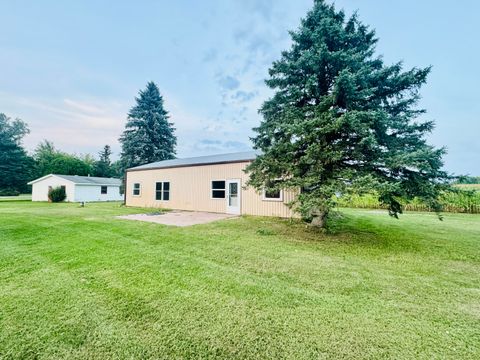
[
  {"left": 74, "top": 183, "right": 121, "bottom": 186},
  {"left": 126, "top": 158, "right": 254, "bottom": 172},
  {"left": 27, "top": 174, "right": 71, "bottom": 185}
]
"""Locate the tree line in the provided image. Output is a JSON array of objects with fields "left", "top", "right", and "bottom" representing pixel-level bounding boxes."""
[
  {"left": 456, "top": 176, "right": 480, "bottom": 185},
  {"left": 0, "top": 82, "right": 176, "bottom": 195}
]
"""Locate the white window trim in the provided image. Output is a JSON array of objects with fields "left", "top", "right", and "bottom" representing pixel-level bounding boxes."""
[
  {"left": 262, "top": 188, "right": 283, "bottom": 202},
  {"left": 132, "top": 183, "right": 141, "bottom": 197},
  {"left": 155, "top": 181, "right": 170, "bottom": 201},
  {"left": 211, "top": 179, "right": 226, "bottom": 200},
  {"left": 153, "top": 180, "right": 172, "bottom": 202}
]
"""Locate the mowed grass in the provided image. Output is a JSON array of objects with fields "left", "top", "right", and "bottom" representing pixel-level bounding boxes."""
[
  {"left": 0, "top": 202, "right": 479, "bottom": 359},
  {"left": 0, "top": 194, "right": 32, "bottom": 202}
]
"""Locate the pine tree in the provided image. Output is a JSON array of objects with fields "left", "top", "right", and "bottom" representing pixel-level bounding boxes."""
[
  {"left": 93, "top": 145, "right": 113, "bottom": 177},
  {"left": 119, "top": 82, "right": 176, "bottom": 169},
  {"left": 99, "top": 145, "right": 112, "bottom": 164},
  {"left": 246, "top": 0, "right": 450, "bottom": 227}
]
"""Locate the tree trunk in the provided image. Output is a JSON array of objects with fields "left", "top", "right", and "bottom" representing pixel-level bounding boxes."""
[{"left": 310, "top": 209, "right": 328, "bottom": 228}]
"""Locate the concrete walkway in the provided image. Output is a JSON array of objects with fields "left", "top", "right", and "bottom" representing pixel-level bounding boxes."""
[{"left": 117, "top": 211, "right": 238, "bottom": 227}]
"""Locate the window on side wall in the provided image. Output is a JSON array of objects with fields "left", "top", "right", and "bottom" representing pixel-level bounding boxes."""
[
  {"left": 133, "top": 183, "right": 141, "bottom": 196},
  {"left": 155, "top": 181, "right": 170, "bottom": 201},
  {"left": 262, "top": 180, "right": 283, "bottom": 201},
  {"left": 211, "top": 180, "right": 225, "bottom": 199},
  {"left": 101, "top": 186, "right": 108, "bottom": 194}
]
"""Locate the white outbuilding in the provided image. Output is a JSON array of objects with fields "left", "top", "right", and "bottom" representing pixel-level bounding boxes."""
[{"left": 28, "top": 174, "right": 123, "bottom": 202}]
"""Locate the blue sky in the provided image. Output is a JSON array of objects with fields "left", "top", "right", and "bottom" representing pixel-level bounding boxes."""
[{"left": 1, "top": 0, "right": 478, "bottom": 175}]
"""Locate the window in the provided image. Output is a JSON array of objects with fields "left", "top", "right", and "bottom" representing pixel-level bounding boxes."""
[
  {"left": 211, "top": 180, "right": 225, "bottom": 199},
  {"left": 101, "top": 186, "right": 108, "bottom": 194},
  {"left": 155, "top": 181, "right": 170, "bottom": 201},
  {"left": 262, "top": 180, "right": 283, "bottom": 201},
  {"left": 60, "top": 185, "right": 66, "bottom": 192},
  {"left": 133, "top": 183, "right": 141, "bottom": 196}
]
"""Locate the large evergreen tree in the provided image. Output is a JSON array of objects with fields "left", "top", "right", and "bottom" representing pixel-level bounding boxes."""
[
  {"left": 246, "top": 0, "right": 449, "bottom": 227},
  {"left": 120, "top": 82, "right": 176, "bottom": 169},
  {"left": 0, "top": 113, "right": 34, "bottom": 193}
]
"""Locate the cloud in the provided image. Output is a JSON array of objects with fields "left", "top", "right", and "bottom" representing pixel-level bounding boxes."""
[
  {"left": 192, "top": 139, "right": 252, "bottom": 153},
  {"left": 224, "top": 140, "right": 251, "bottom": 150},
  {"left": 161, "top": 93, "right": 247, "bottom": 155},
  {"left": 199, "top": 139, "right": 222, "bottom": 145},
  {"left": 1, "top": 90, "right": 257, "bottom": 162},
  {"left": 241, "top": 0, "right": 276, "bottom": 22},
  {"left": 0, "top": 93, "right": 128, "bottom": 158},
  {"left": 0, "top": 1, "right": 305, "bottom": 164},
  {"left": 217, "top": 75, "right": 240, "bottom": 90},
  {"left": 62, "top": 99, "right": 107, "bottom": 114},
  {"left": 232, "top": 28, "right": 273, "bottom": 59},
  {"left": 202, "top": 48, "right": 218, "bottom": 63},
  {"left": 162, "top": 90, "right": 258, "bottom": 157},
  {"left": 232, "top": 90, "right": 258, "bottom": 103}
]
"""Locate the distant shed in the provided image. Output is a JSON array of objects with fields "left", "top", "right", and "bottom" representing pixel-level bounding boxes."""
[{"left": 27, "top": 174, "right": 123, "bottom": 202}]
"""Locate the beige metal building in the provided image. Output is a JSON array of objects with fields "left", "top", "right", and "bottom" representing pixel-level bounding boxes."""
[{"left": 125, "top": 151, "right": 297, "bottom": 218}]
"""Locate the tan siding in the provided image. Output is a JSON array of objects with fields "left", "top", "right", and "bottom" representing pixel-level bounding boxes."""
[{"left": 125, "top": 161, "right": 298, "bottom": 218}]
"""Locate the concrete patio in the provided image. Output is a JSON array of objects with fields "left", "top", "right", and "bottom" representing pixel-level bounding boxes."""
[{"left": 116, "top": 210, "right": 238, "bottom": 227}]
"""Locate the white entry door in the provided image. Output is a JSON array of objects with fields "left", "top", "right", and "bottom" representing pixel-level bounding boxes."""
[{"left": 226, "top": 179, "right": 241, "bottom": 215}]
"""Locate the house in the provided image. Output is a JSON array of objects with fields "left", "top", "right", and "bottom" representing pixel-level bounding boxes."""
[
  {"left": 125, "top": 151, "right": 297, "bottom": 217},
  {"left": 28, "top": 174, "right": 123, "bottom": 202}
]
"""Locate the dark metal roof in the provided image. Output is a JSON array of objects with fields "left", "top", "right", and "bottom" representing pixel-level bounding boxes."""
[{"left": 127, "top": 151, "right": 260, "bottom": 172}]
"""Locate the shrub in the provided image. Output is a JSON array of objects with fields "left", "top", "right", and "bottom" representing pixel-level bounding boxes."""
[
  {"left": 48, "top": 186, "right": 66, "bottom": 202},
  {"left": 0, "top": 188, "right": 20, "bottom": 196}
]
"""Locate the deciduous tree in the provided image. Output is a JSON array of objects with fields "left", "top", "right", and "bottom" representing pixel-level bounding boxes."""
[
  {"left": 33, "top": 140, "right": 92, "bottom": 176},
  {"left": 0, "top": 113, "right": 33, "bottom": 193}
]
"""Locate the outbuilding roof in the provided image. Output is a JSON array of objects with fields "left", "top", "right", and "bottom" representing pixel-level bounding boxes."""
[
  {"left": 28, "top": 174, "right": 121, "bottom": 186},
  {"left": 127, "top": 150, "right": 260, "bottom": 172}
]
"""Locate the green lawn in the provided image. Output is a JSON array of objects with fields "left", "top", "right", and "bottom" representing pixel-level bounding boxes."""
[
  {"left": 0, "top": 202, "right": 479, "bottom": 359},
  {"left": 0, "top": 194, "right": 32, "bottom": 202}
]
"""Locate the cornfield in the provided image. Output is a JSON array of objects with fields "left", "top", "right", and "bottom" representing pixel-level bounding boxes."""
[{"left": 336, "top": 188, "right": 480, "bottom": 214}]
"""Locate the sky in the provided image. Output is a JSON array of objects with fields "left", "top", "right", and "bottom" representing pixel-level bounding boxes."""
[{"left": 0, "top": 0, "right": 479, "bottom": 175}]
